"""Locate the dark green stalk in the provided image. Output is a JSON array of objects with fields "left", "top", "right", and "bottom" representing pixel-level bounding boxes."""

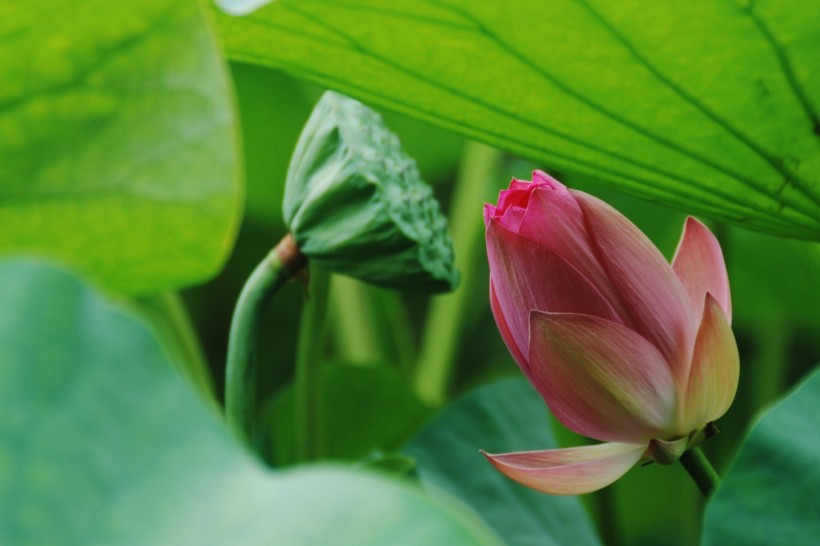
[
  {"left": 294, "top": 267, "right": 331, "bottom": 461},
  {"left": 679, "top": 447, "right": 720, "bottom": 497},
  {"left": 225, "top": 234, "right": 305, "bottom": 448}
]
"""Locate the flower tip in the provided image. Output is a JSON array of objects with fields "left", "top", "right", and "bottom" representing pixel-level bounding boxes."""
[
  {"left": 684, "top": 215, "right": 706, "bottom": 230},
  {"left": 672, "top": 215, "right": 731, "bottom": 323},
  {"left": 531, "top": 170, "right": 565, "bottom": 190},
  {"left": 483, "top": 202, "right": 497, "bottom": 225}
]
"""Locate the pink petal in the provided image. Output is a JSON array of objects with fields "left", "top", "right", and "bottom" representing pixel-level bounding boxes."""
[
  {"left": 532, "top": 169, "right": 565, "bottom": 189},
  {"left": 483, "top": 202, "right": 497, "bottom": 225},
  {"left": 672, "top": 217, "right": 732, "bottom": 324},
  {"left": 510, "top": 179, "right": 535, "bottom": 191},
  {"left": 514, "top": 187, "right": 633, "bottom": 325},
  {"left": 482, "top": 442, "right": 646, "bottom": 495},
  {"left": 529, "top": 311, "right": 678, "bottom": 443},
  {"left": 573, "top": 192, "right": 697, "bottom": 378},
  {"left": 678, "top": 294, "right": 740, "bottom": 434},
  {"left": 499, "top": 205, "right": 527, "bottom": 232},
  {"left": 493, "top": 178, "right": 541, "bottom": 219},
  {"left": 515, "top": 183, "right": 588, "bottom": 253},
  {"left": 489, "top": 281, "right": 528, "bottom": 374},
  {"left": 486, "top": 219, "right": 623, "bottom": 377}
]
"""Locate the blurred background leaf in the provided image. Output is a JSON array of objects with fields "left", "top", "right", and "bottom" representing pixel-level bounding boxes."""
[
  {"left": 216, "top": 0, "right": 820, "bottom": 241},
  {"left": 231, "top": 63, "right": 312, "bottom": 224},
  {"left": 265, "top": 364, "right": 433, "bottom": 466},
  {"left": 702, "top": 366, "right": 820, "bottom": 545},
  {"left": 406, "top": 378, "right": 601, "bottom": 546},
  {"left": 0, "top": 258, "right": 502, "bottom": 546},
  {"left": 0, "top": 0, "right": 240, "bottom": 295}
]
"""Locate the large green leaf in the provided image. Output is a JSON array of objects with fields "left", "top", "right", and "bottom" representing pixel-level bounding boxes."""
[
  {"left": 405, "top": 378, "right": 601, "bottom": 546},
  {"left": 702, "top": 367, "right": 820, "bottom": 545},
  {"left": 216, "top": 0, "right": 820, "bottom": 240},
  {"left": 0, "top": 259, "right": 500, "bottom": 546},
  {"left": 0, "top": 0, "right": 241, "bottom": 295}
]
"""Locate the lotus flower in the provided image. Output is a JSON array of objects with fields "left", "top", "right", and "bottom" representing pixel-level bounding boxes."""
[{"left": 482, "top": 171, "right": 739, "bottom": 495}]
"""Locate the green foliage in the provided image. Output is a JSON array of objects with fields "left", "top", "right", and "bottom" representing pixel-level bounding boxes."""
[
  {"left": 4, "top": 2, "right": 820, "bottom": 544},
  {"left": 0, "top": 0, "right": 240, "bottom": 294},
  {"left": 266, "top": 364, "right": 433, "bottom": 465},
  {"left": 702, "top": 367, "right": 820, "bottom": 545},
  {"left": 216, "top": 0, "right": 820, "bottom": 241},
  {"left": 231, "top": 63, "right": 313, "bottom": 223},
  {"left": 406, "top": 378, "right": 601, "bottom": 546},
  {"left": 230, "top": 64, "right": 465, "bottom": 227},
  {"left": 0, "top": 259, "right": 501, "bottom": 546}
]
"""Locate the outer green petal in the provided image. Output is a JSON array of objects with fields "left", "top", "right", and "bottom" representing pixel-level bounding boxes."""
[{"left": 679, "top": 295, "right": 740, "bottom": 434}]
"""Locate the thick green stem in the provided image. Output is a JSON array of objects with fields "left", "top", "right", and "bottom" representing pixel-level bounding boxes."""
[
  {"left": 329, "top": 276, "right": 415, "bottom": 372},
  {"left": 294, "top": 267, "right": 331, "bottom": 461},
  {"left": 225, "top": 234, "right": 305, "bottom": 448},
  {"left": 133, "top": 292, "right": 214, "bottom": 404},
  {"left": 413, "top": 142, "right": 504, "bottom": 404},
  {"left": 328, "top": 276, "right": 390, "bottom": 365},
  {"left": 679, "top": 447, "right": 720, "bottom": 497},
  {"left": 379, "top": 290, "right": 416, "bottom": 375}
]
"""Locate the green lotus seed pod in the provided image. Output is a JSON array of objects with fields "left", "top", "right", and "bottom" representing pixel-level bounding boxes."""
[{"left": 283, "top": 91, "right": 459, "bottom": 293}]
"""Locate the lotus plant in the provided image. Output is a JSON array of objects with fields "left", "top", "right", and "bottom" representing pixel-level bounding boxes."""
[{"left": 482, "top": 171, "right": 739, "bottom": 495}]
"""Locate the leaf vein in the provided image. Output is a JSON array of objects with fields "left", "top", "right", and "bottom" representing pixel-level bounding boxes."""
[
  {"left": 230, "top": 50, "right": 819, "bottom": 236},
  {"left": 573, "top": 0, "right": 820, "bottom": 210},
  {"left": 279, "top": 0, "right": 813, "bottom": 223}
]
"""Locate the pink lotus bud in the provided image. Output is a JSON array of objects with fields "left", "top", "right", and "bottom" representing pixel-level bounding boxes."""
[{"left": 482, "top": 171, "right": 739, "bottom": 495}]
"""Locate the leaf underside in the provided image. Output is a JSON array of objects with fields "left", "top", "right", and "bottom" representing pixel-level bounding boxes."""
[
  {"left": 0, "top": 0, "right": 241, "bottom": 294},
  {"left": 702, "top": 367, "right": 820, "bottom": 545},
  {"left": 216, "top": 0, "right": 820, "bottom": 240},
  {"left": 0, "top": 259, "right": 500, "bottom": 546}
]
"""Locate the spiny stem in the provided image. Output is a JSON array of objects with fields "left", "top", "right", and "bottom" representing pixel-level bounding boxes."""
[
  {"left": 680, "top": 447, "right": 720, "bottom": 497},
  {"left": 225, "top": 234, "right": 305, "bottom": 448}
]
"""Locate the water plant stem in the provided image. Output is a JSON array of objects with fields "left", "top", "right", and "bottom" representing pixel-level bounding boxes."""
[
  {"left": 294, "top": 267, "right": 330, "bottom": 461},
  {"left": 679, "top": 447, "right": 720, "bottom": 497},
  {"left": 413, "top": 142, "right": 504, "bottom": 404},
  {"left": 328, "top": 276, "right": 390, "bottom": 365},
  {"left": 226, "top": 234, "right": 305, "bottom": 448},
  {"left": 329, "top": 276, "right": 415, "bottom": 372}
]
